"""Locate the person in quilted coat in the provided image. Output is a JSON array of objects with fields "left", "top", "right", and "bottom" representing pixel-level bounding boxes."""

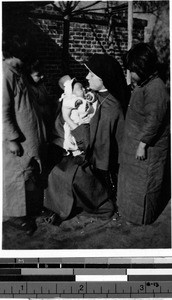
[
  {"left": 117, "top": 43, "right": 170, "bottom": 225},
  {"left": 3, "top": 34, "right": 46, "bottom": 235}
]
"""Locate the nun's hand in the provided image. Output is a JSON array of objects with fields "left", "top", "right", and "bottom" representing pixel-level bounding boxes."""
[{"left": 79, "top": 112, "right": 90, "bottom": 124}]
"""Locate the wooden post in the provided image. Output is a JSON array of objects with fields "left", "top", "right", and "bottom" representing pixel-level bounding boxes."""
[
  {"left": 62, "top": 15, "right": 70, "bottom": 74},
  {"left": 127, "top": 0, "right": 133, "bottom": 85}
]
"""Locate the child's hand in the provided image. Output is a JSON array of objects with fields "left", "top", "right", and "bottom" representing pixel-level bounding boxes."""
[
  {"left": 136, "top": 142, "right": 146, "bottom": 160},
  {"left": 35, "top": 158, "right": 42, "bottom": 174},
  {"left": 8, "top": 140, "right": 22, "bottom": 156}
]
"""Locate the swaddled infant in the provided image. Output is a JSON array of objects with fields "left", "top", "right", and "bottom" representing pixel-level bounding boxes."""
[{"left": 58, "top": 75, "right": 96, "bottom": 155}]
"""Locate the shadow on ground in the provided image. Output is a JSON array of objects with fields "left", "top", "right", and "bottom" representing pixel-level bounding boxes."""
[{"left": 2, "top": 200, "right": 171, "bottom": 249}]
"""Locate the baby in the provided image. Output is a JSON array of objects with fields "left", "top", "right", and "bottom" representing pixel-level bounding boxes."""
[{"left": 58, "top": 75, "right": 95, "bottom": 155}]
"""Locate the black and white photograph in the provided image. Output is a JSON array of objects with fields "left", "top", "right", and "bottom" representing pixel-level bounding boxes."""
[{"left": 1, "top": 0, "right": 171, "bottom": 250}]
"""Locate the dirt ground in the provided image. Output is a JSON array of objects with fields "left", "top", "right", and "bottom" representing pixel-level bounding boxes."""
[{"left": 2, "top": 199, "right": 171, "bottom": 250}]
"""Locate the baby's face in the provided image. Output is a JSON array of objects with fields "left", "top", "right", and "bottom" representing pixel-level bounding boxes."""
[{"left": 73, "top": 83, "right": 84, "bottom": 97}]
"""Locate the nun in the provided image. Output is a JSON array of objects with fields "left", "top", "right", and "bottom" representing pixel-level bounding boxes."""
[{"left": 44, "top": 54, "right": 128, "bottom": 224}]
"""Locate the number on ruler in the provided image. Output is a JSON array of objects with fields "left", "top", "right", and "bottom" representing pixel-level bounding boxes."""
[
  {"left": 79, "top": 285, "right": 84, "bottom": 292},
  {"left": 147, "top": 282, "right": 159, "bottom": 287},
  {"left": 140, "top": 285, "right": 144, "bottom": 291},
  {"left": 153, "top": 283, "right": 159, "bottom": 287}
]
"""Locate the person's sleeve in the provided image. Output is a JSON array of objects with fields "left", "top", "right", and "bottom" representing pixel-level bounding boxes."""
[
  {"left": 3, "top": 74, "right": 20, "bottom": 141},
  {"left": 140, "top": 84, "right": 169, "bottom": 145},
  {"left": 115, "top": 112, "right": 125, "bottom": 158},
  {"left": 92, "top": 109, "right": 119, "bottom": 171},
  {"left": 71, "top": 123, "right": 90, "bottom": 152}
]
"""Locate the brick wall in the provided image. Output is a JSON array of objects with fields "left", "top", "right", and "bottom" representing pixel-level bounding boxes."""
[{"left": 3, "top": 2, "right": 146, "bottom": 98}]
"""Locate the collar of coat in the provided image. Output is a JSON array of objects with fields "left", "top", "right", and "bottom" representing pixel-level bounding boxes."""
[{"left": 138, "top": 72, "right": 158, "bottom": 87}]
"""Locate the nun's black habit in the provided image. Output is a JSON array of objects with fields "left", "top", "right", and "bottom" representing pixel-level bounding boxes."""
[{"left": 44, "top": 54, "right": 126, "bottom": 221}]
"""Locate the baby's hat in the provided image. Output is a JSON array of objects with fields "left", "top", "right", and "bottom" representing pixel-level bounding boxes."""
[{"left": 58, "top": 75, "right": 72, "bottom": 90}]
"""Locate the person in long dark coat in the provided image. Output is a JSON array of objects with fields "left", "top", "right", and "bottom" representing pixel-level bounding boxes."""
[
  {"left": 44, "top": 54, "right": 127, "bottom": 224},
  {"left": 117, "top": 43, "right": 170, "bottom": 225}
]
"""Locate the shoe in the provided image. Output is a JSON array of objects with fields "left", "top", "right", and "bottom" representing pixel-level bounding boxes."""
[
  {"left": 43, "top": 213, "right": 62, "bottom": 226},
  {"left": 112, "top": 211, "right": 121, "bottom": 221},
  {"left": 21, "top": 219, "right": 37, "bottom": 236},
  {"left": 43, "top": 213, "right": 56, "bottom": 224},
  {"left": 125, "top": 220, "right": 141, "bottom": 227}
]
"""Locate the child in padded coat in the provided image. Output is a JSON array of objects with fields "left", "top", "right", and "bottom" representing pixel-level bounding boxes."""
[{"left": 117, "top": 42, "right": 170, "bottom": 225}]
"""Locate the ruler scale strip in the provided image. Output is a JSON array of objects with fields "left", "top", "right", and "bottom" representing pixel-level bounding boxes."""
[
  {"left": 0, "top": 281, "right": 172, "bottom": 296},
  {"left": 1, "top": 268, "right": 172, "bottom": 276},
  {"left": 0, "top": 258, "right": 172, "bottom": 298},
  {"left": 1, "top": 257, "right": 172, "bottom": 266},
  {"left": 1, "top": 257, "right": 172, "bottom": 263}
]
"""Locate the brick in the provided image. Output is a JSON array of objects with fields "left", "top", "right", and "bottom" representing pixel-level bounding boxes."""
[{"left": 4, "top": 3, "right": 146, "bottom": 95}]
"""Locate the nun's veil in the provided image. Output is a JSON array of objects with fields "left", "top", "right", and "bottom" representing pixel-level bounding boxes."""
[{"left": 85, "top": 54, "right": 128, "bottom": 112}]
